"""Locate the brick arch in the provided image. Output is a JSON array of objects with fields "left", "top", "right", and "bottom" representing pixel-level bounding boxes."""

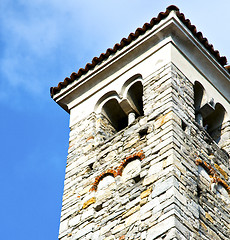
[
  {"left": 90, "top": 151, "right": 145, "bottom": 192},
  {"left": 90, "top": 169, "right": 117, "bottom": 192},
  {"left": 116, "top": 151, "right": 145, "bottom": 176},
  {"left": 195, "top": 158, "right": 230, "bottom": 194}
]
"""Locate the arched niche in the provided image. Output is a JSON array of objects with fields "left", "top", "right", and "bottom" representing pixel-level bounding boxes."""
[
  {"left": 121, "top": 159, "right": 141, "bottom": 182},
  {"left": 97, "top": 175, "right": 116, "bottom": 191}
]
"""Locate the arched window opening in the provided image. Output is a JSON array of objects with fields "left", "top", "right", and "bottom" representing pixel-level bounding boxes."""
[
  {"left": 203, "top": 103, "right": 227, "bottom": 143},
  {"left": 95, "top": 75, "right": 144, "bottom": 134},
  {"left": 193, "top": 82, "right": 228, "bottom": 144},
  {"left": 194, "top": 81, "right": 209, "bottom": 126},
  {"left": 102, "top": 99, "right": 128, "bottom": 132},
  {"left": 194, "top": 81, "right": 205, "bottom": 111},
  {"left": 126, "top": 81, "right": 144, "bottom": 117}
]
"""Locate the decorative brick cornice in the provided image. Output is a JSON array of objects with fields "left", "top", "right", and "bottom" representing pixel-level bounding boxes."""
[{"left": 90, "top": 151, "right": 145, "bottom": 192}]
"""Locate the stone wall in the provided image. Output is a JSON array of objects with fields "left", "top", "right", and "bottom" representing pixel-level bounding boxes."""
[{"left": 58, "top": 63, "right": 230, "bottom": 240}]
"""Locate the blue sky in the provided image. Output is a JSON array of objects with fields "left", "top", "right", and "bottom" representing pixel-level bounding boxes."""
[{"left": 0, "top": 1, "right": 229, "bottom": 239}]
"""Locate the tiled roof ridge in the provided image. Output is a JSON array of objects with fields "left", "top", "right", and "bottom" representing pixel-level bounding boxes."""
[{"left": 50, "top": 5, "right": 229, "bottom": 98}]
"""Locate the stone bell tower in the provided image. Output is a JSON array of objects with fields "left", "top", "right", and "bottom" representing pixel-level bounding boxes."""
[{"left": 51, "top": 5, "right": 230, "bottom": 240}]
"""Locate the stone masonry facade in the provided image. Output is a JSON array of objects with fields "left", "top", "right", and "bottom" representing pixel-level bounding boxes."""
[{"left": 58, "top": 63, "right": 230, "bottom": 240}]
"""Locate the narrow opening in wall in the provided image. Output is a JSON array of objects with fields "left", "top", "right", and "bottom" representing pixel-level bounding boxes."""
[
  {"left": 194, "top": 81, "right": 205, "bottom": 112},
  {"left": 95, "top": 203, "right": 103, "bottom": 212},
  {"left": 133, "top": 175, "right": 141, "bottom": 183},
  {"left": 88, "top": 163, "right": 94, "bottom": 171},
  {"left": 182, "top": 120, "right": 187, "bottom": 131},
  {"left": 138, "top": 126, "right": 148, "bottom": 138},
  {"left": 197, "top": 185, "right": 202, "bottom": 198},
  {"left": 97, "top": 76, "right": 144, "bottom": 134}
]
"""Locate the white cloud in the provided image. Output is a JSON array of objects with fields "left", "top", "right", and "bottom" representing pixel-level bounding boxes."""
[{"left": 0, "top": 0, "right": 229, "bottom": 106}]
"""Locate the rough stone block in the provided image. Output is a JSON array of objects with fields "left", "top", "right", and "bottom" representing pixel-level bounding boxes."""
[
  {"left": 69, "top": 215, "right": 81, "bottom": 227},
  {"left": 146, "top": 215, "right": 175, "bottom": 240},
  {"left": 151, "top": 176, "right": 179, "bottom": 198},
  {"left": 143, "top": 174, "right": 158, "bottom": 186},
  {"left": 72, "top": 223, "right": 94, "bottom": 239},
  {"left": 82, "top": 197, "right": 96, "bottom": 209},
  {"left": 125, "top": 210, "right": 140, "bottom": 226},
  {"left": 140, "top": 188, "right": 152, "bottom": 199},
  {"left": 111, "top": 224, "right": 126, "bottom": 235},
  {"left": 123, "top": 205, "right": 140, "bottom": 218},
  {"left": 81, "top": 208, "right": 94, "bottom": 221}
]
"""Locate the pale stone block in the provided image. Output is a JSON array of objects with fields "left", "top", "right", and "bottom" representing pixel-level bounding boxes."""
[
  {"left": 59, "top": 219, "right": 68, "bottom": 234},
  {"left": 146, "top": 215, "right": 175, "bottom": 240},
  {"left": 141, "top": 231, "right": 147, "bottom": 240},
  {"left": 148, "top": 161, "right": 163, "bottom": 176},
  {"left": 83, "top": 143, "right": 93, "bottom": 153},
  {"left": 140, "top": 210, "right": 152, "bottom": 221},
  {"left": 96, "top": 189, "right": 112, "bottom": 202},
  {"left": 104, "top": 236, "right": 115, "bottom": 240},
  {"left": 79, "top": 185, "right": 92, "bottom": 196},
  {"left": 72, "top": 223, "right": 94, "bottom": 239},
  {"left": 139, "top": 117, "right": 148, "bottom": 126},
  {"left": 69, "top": 215, "right": 81, "bottom": 227},
  {"left": 154, "top": 111, "right": 174, "bottom": 129},
  {"left": 151, "top": 176, "right": 179, "bottom": 198},
  {"left": 123, "top": 136, "right": 139, "bottom": 149},
  {"left": 140, "top": 197, "right": 148, "bottom": 206},
  {"left": 111, "top": 224, "right": 126, "bottom": 234},
  {"left": 157, "top": 209, "right": 176, "bottom": 223},
  {"left": 164, "top": 228, "right": 187, "bottom": 240},
  {"left": 123, "top": 205, "right": 140, "bottom": 218},
  {"left": 91, "top": 230, "right": 101, "bottom": 240},
  {"left": 125, "top": 210, "right": 140, "bottom": 226},
  {"left": 81, "top": 208, "right": 95, "bottom": 221},
  {"left": 140, "top": 198, "right": 160, "bottom": 215},
  {"left": 172, "top": 186, "right": 187, "bottom": 206},
  {"left": 100, "top": 220, "right": 118, "bottom": 235},
  {"left": 143, "top": 174, "right": 158, "bottom": 186},
  {"left": 125, "top": 196, "right": 140, "bottom": 210},
  {"left": 198, "top": 165, "right": 210, "bottom": 181}
]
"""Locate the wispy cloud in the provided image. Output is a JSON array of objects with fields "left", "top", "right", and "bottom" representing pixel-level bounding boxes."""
[{"left": 1, "top": 0, "right": 229, "bottom": 108}]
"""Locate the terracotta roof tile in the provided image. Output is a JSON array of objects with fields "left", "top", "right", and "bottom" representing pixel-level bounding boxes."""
[{"left": 50, "top": 5, "right": 229, "bottom": 98}]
